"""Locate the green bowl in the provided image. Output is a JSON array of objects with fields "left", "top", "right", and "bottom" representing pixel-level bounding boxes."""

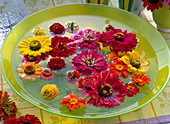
[{"left": 1, "top": 4, "right": 170, "bottom": 119}]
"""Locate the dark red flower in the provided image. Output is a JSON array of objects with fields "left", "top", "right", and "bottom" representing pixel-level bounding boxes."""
[
  {"left": 47, "top": 57, "right": 66, "bottom": 70},
  {"left": 124, "top": 83, "right": 139, "bottom": 97},
  {"left": 49, "top": 36, "right": 76, "bottom": 58},
  {"left": 142, "top": 0, "right": 163, "bottom": 12},
  {"left": 66, "top": 70, "right": 80, "bottom": 84},
  {"left": 49, "top": 23, "right": 65, "bottom": 36},
  {"left": 4, "top": 117, "right": 19, "bottom": 124},
  {"left": 22, "top": 55, "right": 41, "bottom": 64},
  {"left": 105, "top": 24, "right": 115, "bottom": 32}
]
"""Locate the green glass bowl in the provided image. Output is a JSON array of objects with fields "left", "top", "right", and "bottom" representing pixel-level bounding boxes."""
[{"left": 1, "top": 4, "right": 170, "bottom": 119}]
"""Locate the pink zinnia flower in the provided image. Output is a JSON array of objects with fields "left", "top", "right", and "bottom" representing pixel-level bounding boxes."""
[
  {"left": 124, "top": 83, "right": 139, "bottom": 97},
  {"left": 99, "top": 29, "right": 138, "bottom": 52},
  {"left": 40, "top": 69, "right": 54, "bottom": 80},
  {"left": 85, "top": 71, "right": 125, "bottom": 109},
  {"left": 66, "top": 70, "right": 80, "bottom": 84},
  {"left": 71, "top": 50, "right": 108, "bottom": 76},
  {"left": 71, "top": 29, "right": 101, "bottom": 50}
]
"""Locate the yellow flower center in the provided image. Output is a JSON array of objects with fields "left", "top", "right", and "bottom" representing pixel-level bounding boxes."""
[
  {"left": 84, "top": 57, "right": 95, "bottom": 67},
  {"left": 127, "top": 85, "right": 134, "bottom": 92},
  {"left": 115, "top": 64, "right": 124, "bottom": 71},
  {"left": 36, "top": 30, "right": 42, "bottom": 35},
  {"left": 30, "top": 40, "right": 41, "bottom": 51},
  {"left": 99, "top": 84, "right": 113, "bottom": 97},
  {"left": 68, "top": 72, "right": 75, "bottom": 80},
  {"left": 24, "top": 65, "right": 35, "bottom": 75},
  {"left": 130, "top": 59, "right": 141, "bottom": 69},
  {"left": 42, "top": 69, "right": 52, "bottom": 76},
  {"left": 117, "top": 51, "right": 126, "bottom": 57},
  {"left": 70, "top": 98, "right": 78, "bottom": 104},
  {"left": 53, "top": 25, "right": 58, "bottom": 29},
  {"left": 28, "top": 56, "right": 36, "bottom": 62},
  {"left": 137, "top": 79, "right": 143, "bottom": 82},
  {"left": 114, "top": 33, "right": 124, "bottom": 42}
]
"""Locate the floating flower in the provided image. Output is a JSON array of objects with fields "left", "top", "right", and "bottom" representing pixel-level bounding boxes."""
[
  {"left": 18, "top": 36, "right": 52, "bottom": 57},
  {"left": 17, "top": 62, "right": 42, "bottom": 80},
  {"left": 0, "top": 91, "right": 17, "bottom": 120},
  {"left": 5, "top": 114, "right": 42, "bottom": 124},
  {"left": 40, "top": 69, "right": 54, "bottom": 80},
  {"left": 86, "top": 71, "right": 125, "bottom": 109},
  {"left": 99, "top": 29, "right": 138, "bottom": 52},
  {"left": 71, "top": 29, "right": 101, "bottom": 50},
  {"left": 47, "top": 57, "right": 66, "bottom": 70},
  {"left": 40, "top": 84, "right": 59, "bottom": 100},
  {"left": 49, "top": 23, "right": 65, "bottom": 36},
  {"left": 106, "top": 51, "right": 126, "bottom": 61},
  {"left": 71, "top": 50, "right": 108, "bottom": 76},
  {"left": 131, "top": 74, "right": 151, "bottom": 87},
  {"left": 124, "top": 83, "right": 139, "bottom": 97},
  {"left": 66, "top": 22, "right": 79, "bottom": 33},
  {"left": 60, "top": 92, "right": 86, "bottom": 111},
  {"left": 66, "top": 70, "right": 80, "bottom": 84},
  {"left": 77, "top": 77, "right": 93, "bottom": 97},
  {"left": 120, "top": 51, "right": 150, "bottom": 75},
  {"left": 33, "top": 28, "right": 45, "bottom": 36},
  {"left": 105, "top": 24, "right": 115, "bottom": 32},
  {"left": 22, "top": 55, "right": 41, "bottom": 64},
  {"left": 109, "top": 59, "right": 132, "bottom": 78},
  {"left": 141, "top": 0, "right": 163, "bottom": 12},
  {"left": 49, "top": 36, "right": 76, "bottom": 58}
]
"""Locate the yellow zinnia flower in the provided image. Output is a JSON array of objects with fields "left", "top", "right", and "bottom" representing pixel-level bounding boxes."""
[
  {"left": 33, "top": 28, "right": 45, "bottom": 36},
  {"left": 120, "top": 51, "right": 149, "bottom": 75},
  {"left": 18, "top": 36, "right": 52, "bottom": 57},
  {"left": 40, "top": 84, "right": 59, "bottom": 100}
]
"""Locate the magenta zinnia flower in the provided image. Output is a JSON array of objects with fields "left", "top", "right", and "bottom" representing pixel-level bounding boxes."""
[
  {"left": 71, "top": 29, "right": 101, "bottom": 50},
  {"left": 85, "top": 71, "right": 125, "bottom": 109},
  {"left": 71, "top": 50, "right": 108, "bottom": 76},
  {"left": 99, "top": 29, "right": 138, "bottom": 52}
]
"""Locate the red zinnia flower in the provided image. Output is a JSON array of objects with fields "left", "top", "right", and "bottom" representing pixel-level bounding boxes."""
[
  {"left": 141, "top": 0, "right": 163, "bottom": 12},
  {"left": 105, "top": 24, "right": 115, "bottom": 32},
  {"left": 22, "top": 55, "right": 41, "bottom": 64},
  {"left": 40, "top": 69, "right": 54, "bottom": 80},
  {"left": 131, "top": 74, "right": 151, "bottom": 87},
  {"left": 109, "top": 59, "right": 132, "bottom": 78},
  {"left": 60, "top": 92, "right": 86, "bottom": 111},
  {"left": 99, "top": 29, "right": 138, "bottom": 52},
  {"left": 49, "top": 36, "right": 76, "bottom": 58},
  {"left": 49, "top": 23, "right": 65, "bottom": 36},
  {"left": 47, "top": 57, "right": 66, "bottom": 70},
  {"left": 0, "top": 91, "right": 17, "bottom": 120},
  {"left": 125, "top": 83, "right": 139, "bottom": 97},
  {"left": 66, "top": 70, "right": 80, "bottom": 84}
]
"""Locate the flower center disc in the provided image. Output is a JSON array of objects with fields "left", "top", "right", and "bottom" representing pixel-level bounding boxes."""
[
  {"left": 53, "top": 25, "right": 58, "bottom": 29},
  {"left": 68, "top": 72, "right": 75, "bottom": 80},
  {"left": 147, "top": 0, "right": 159, "bottom": 4},
  {"left": 127, "top": 86, "right": 134, "bottom": 92},
  {"left": 30, "top": 40, "right": 41, "bottom": 51},
  {"left": 114, "top": 33, "right": 124, "bottom": 42},
  {"left": 116, "top": 64, "right": 124, "bottom": 71},
  {"left": 28, "top": 56, "right": 36, "bottom": 62},
  {"left": 70, "top": 98, "right": 78, "bottom": 104},
  {"left": 99, "top": 84, "right": 113, "bottom": 97},
  {"left": 84, "top": 57, "right": 94, "bottom": 67},
  {"left": 130, "top": 59, "right": 141, "bottom": 69},
  {"left": 24, "top": 65, "right": 35, "bottom": 75},
  {"left": 43, "top": 69, "right": 52, "bottom": 76}
]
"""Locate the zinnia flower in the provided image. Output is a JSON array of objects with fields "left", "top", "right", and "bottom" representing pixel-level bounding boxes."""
[
  {"left": 40, "top": 69, "right": 54, "bottom": 80},
  {"left": 17, "top": 62, "right": 42, "bottom": 80},
  {"left": 60, "top": 92, "right": 86, "bottom": 111},
  {"left": 105, "top": 24, "right": 115, "bottom": 32},
  {"left": 66, "top": 70, "right": 80, "bottom": 84},
  {"left": 124, "top": 83, "right": 139, "bottom": 97},
  {"left": 22, "top": 55, "right": 41, "bottom": 64},
  {"left": 49, "top": 23, "right": 65, "bottom": 36},
  {"left": 109, "top": 59, "right": 132, "bottom": 78},
  {"left": 120, "top": 51, "right": 150, "bottom": 75},
  {"left": 142, "top": 0, "right": 163, "bottom": 12},
  {"left": 131, "top": 74, "right": 151, "bottom": 87},
  {"left": 5, "top": 114, "right": 42, "bottom": 124},
  {"left": 33, "top": 28, "right": 45, "bottom": 36},
  {"left": 49, "top": 36, "right": 76, "bottom": 58},
  {"left": 86, "top": 71, "right": 125, "bottom": 109},
  {"left": 66, "top": 22, "right": 79, "bottom": 33},
  {"left": 99, "top": 29, "right": 138, "bottom": 52},
  {"left": 106, "top": 51, "right": 126, "bottom": 61},
  {"left": 47, "top": 57, "right": 66, "bottom": 70},
  {"left": 71, "top": 50, "right": 108, "bottom": 76},
  {"left": 71, "top": 29, "right": 101, "bottom": 50},
  {"left": 0, "top": 91, "right": 17, "bottom": 120},
  {"left": 18, "top": 36, "right": 52, "bottom": 57},
  {"left": 40, "top": 84, "right": 59, "bottom": 100}
]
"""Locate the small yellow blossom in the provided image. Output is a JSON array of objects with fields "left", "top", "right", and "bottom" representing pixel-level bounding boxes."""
[{"left": 33, "top": 28, "right": 45, "bottom": 36}]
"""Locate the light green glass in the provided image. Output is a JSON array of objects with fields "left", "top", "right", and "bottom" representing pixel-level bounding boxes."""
[{"left": 1, "top": 4, "right": 170, "bottom": 119}]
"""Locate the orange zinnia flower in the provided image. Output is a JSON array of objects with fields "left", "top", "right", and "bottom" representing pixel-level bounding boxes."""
[
  {"left": 106, "top": 51, "right": 126, "bottom": 61},
  {"left": 60, "top": 92, "right": 86, "bottom": 111},
  {"left": 131, "top": 74, "right": 151, "bottom": 87},
  {"left": 109, "top": 59, "right": 131, "bottom": 78}
]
